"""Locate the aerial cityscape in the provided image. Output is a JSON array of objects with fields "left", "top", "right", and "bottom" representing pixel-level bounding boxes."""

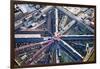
[{"left": 14, "top": 3, "right": 95, "bottom": 67}]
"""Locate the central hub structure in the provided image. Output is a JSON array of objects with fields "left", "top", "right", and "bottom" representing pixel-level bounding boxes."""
[{"left": 54, "top": 32, "right": 62, "bottom": 41}]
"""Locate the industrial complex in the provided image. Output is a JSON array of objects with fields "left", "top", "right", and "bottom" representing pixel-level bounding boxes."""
[{"left": 14, "top": 3, "right": 95, "bottom": 66}]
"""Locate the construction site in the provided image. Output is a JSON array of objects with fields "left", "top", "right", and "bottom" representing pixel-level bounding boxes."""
[{"left": 14, "top": 3, "right": 95, "bottom": 67}]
